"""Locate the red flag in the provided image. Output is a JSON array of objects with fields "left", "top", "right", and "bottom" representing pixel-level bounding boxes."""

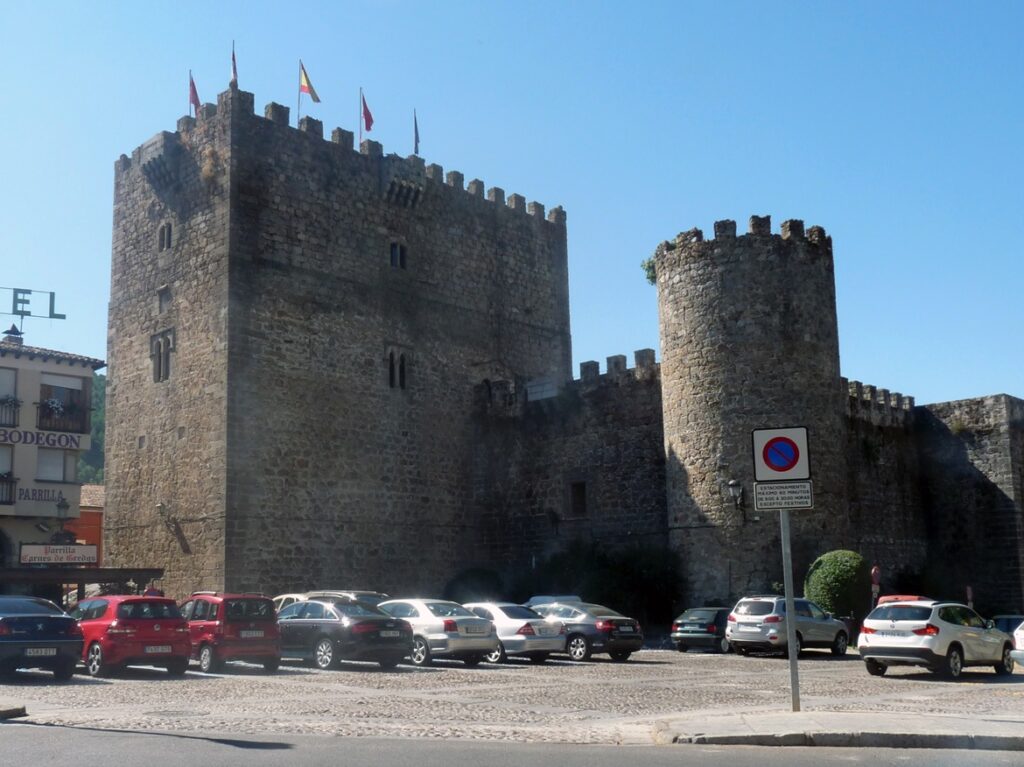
[
  {"left": 362, "top": 92, "right": 374, "bottom": 132},
  {"left": 189, "top": 72, "right": 201, "bottom": 116}
]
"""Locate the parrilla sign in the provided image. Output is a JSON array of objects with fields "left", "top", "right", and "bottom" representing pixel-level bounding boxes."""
[
  {"left": 20, "top": 544, "right": 97, "bottom": 565},
  {"left": 0, "top": 429, "right": 82, "bottom": 448}
]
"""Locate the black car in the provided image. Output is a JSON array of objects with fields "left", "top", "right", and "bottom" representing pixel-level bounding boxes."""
[
  {"left": 671, "top": 606, "right": 732, "bottom": 653},
  {"left": 0, "top": 596, "right": 84, "bottom": 679},
  {"left": 277, "top": 599, "right": 413, "bottom": 669}
]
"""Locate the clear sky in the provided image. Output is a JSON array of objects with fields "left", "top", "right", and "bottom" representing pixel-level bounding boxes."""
[{"left": 1, "top": 1, "right": 1020, "bottom": 405}]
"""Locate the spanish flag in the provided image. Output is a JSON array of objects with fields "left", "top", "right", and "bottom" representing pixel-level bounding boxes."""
[{"left": 299, "top": 60, "right": 320, "bottom": 103}]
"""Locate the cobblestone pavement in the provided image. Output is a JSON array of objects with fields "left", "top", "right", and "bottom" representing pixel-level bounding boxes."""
[{"left": 4, "top": 650, "right": 1023, "bottom": 743}]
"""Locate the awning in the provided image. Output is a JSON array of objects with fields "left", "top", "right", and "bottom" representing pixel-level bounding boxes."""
[{"left": 0, "top": 567, "right": 163, "bottom": 586}]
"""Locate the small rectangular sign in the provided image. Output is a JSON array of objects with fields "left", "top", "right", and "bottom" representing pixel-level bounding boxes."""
[
  {"left": 19, "top": 544, "right": 97, "bottom": 565},
  {"left": 754, "top": 481, "right": 814, "bottom": 511}
]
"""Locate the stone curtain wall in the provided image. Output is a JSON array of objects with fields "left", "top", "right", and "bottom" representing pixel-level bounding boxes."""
[
  {"left": 916, "top": 395, "right": 1024, "bottom": 612},
  {"left": 105, "top": 106, "right": 233, "bottom": 598},
  {"left": 472, "top": 352, "right": 666, "bottom": 577},
  {"left": 655, "top": 217, "right": 849, "bottom": 606},
  {"left": 220, "top": 90, "right": 571, "bottom": 595}
]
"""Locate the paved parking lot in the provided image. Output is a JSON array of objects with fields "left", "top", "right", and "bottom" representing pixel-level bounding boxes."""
[{"left": 4, "top": 650, "right": 1024, "bottom": 743}]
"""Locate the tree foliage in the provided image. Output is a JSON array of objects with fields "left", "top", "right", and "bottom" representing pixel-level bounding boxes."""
[
  {"left": 803, "top": 549, "right": 871, "bottom": 620},
  {"left": 77, "top": 373, "right": 105, "bottom": 484},
  {"left": 641, "top": 257, "right": 657, "bottom": 285}
]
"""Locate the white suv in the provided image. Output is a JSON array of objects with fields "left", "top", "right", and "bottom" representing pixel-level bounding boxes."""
[
  {"left": 858, "top": 600, "right": 1015, "bottom": 679},
  {"left": 1011, "top": 621, "right": 1024, "bottom": 667}
]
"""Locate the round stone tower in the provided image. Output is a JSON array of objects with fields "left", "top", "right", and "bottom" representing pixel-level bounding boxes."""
[{"left": 655, "top": 215, "right": 848, "bottom": 605}]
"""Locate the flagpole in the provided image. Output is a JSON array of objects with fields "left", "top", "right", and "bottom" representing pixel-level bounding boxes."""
[
  {"left": 359, "top": 87, "right": 363, "bottom": 146},
  {"left": 297, "top": 61, "right": 302, "bottom": 126},
  {"left": 189, "top": 69, "right": 193, "bottom": 117}
]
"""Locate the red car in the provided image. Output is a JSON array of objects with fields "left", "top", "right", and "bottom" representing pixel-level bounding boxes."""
[
  {"left": 71, "top": 595, "right": 191, "bottom": 677},
  {"left": 180, "top": 592, "right": 280, "bottom": 673}
]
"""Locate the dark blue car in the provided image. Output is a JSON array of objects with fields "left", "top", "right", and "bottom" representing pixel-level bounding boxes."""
[{"left": 0, "top": 596, "right": 83, "bottom": 680}]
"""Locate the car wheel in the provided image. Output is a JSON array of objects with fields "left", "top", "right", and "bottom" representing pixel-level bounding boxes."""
[
  {"left": 86, "top": 642, "right": 110, "bottom": 677},
  {"left": 198, "top": 644, "right": 223, "bottom": 674},
  {"left": 567, "top": 634, "right": 592, "bottom": 662},
  {"left": 718, "top": 636, "right": 731, "bottom": 654},
  {"left": 166, "top": 658, "right": 188, "bottom": 677},
  {"left": 53, "top": 659, "right": 76, "bottom": 681},
  {"left": 485, "top": 643, "right": 507, "bottom": 664},
  {"left": 410, "top": 637, "right": 432, "bottom": 667},
  {"left": 865, "top": 659, "right": 887, "bottom": 676},
  {"left": 788, "top": 633, "right": 803, "bottom": 658},
  {"left": 943, "top": 645, "right": 964, "bottom": 679},
  {"left": 734, "top": 646, "right": 750, "bottom": 656},
  {"left": 676, "top": 643, "right": 688, "bottom": 653},
  {"left": 994, "top": 645, "right": 1015, "bottom": 676},
  {"left": 830, "top": 632, "right": 848, "bottom": 656},
  {"left": 378, "top": 658, "right": 400, "bottom": 670},
  {"left": 263, "top": 658, "right": 280, "bottom": 673},
  {"left": 462, "top": 655, "right": 483, "bottom": 667},
  {"left": 314, "top": 638, "right": 337, "bottom": 670},
  {"left": 529, "top": 653, "right": 549, "bottom": 664},
  {"left": 609, "top": 650, "right": 631, "bottom": 662}
]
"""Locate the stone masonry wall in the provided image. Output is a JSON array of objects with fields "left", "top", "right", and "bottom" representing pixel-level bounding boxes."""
[
  {"left": 656, "top": 217, "right": 848, "bottom": 606},
  {"left": 105, "top": 104, "right": 233, "bottom": 598},
  {"left": 221, "top": 90, "right": 571, "bottom": 595},
  {"left": 916, "top": 395, "right": 1024, "bottom": 612},
  {"left": 472, "top": 351, "right": 666, "bottom": 581}
]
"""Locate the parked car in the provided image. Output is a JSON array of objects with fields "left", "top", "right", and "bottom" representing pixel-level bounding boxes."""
[
  {"left": 523, "top": 595, "right": 582, "bottom": 607},
  {"left": 464, "top": 601, "right": 566, "bottom": 663},
  {"left": 991, "top": 614, "right": 1024, "bottom": 635},
  {"left": 378, "top": 598, "right": 498, "bottom": 666},
  {"left": 671, "top": 606, "right": 732, "bottom": 653},
  {"left": 725, "top": 595, "right": 848, "bottom": 656},
  {"left": 72, "top": 595, "right": 190, "bottom": 677},
  {"left": 278, "top": 598, "right": 412, "bottom": 669},
  {"left": 1011, "top": 621, "right": 1024, "bottom": 667},
  {"left": 0, "top": 596, "right": 82, "bottom": 680},
  {"left": 180, "top": 592, "right": 281, "bottom": 673},
  {"left": 858, "top": 599, "right": 1014, "bottom": 679},
  {"left": 304, "top": 590, "right": 391, "bottom": 607},
  {"left": 530, "top": 601, "right": 643, "bottom": 662},
  {"left": 272, "top": 593, "right": 307, "bottom": 612}
]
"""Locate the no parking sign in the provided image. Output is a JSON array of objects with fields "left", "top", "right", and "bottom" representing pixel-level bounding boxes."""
[{"left": 752, "top": 427, "right": 810, "bottom": 482}]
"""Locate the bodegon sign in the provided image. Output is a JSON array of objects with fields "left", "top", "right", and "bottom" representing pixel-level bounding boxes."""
[
  {"left": 20, "top": 544, "right": 97, "bottom": 565},
  {"left": 0, "top": 430, "right": 82, "bottom": 448}
]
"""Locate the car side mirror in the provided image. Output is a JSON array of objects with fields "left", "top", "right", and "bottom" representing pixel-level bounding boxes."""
[
  {"left": 985, "top": 619, "right": 995, "bottom": 630},
  {"left": 825, "top": 612, "right": 832, "bottom": 619}
]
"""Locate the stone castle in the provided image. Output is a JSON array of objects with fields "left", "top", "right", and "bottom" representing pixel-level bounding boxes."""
[{"left": 104, "top": 86, "right": 1024, "bottom": 613}]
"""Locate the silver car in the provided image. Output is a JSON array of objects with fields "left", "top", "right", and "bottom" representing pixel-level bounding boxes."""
[
  {"left": 725, "top": 595, "right": 849, "bottom": 656},
  {"left": 378, "top": 598, "right": 498, "bottom": 667},
  {"left": 464, "top": 601, "right": 566, "bottom": 663}
]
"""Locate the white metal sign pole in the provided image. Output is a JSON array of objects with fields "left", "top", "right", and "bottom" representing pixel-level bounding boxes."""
[{"left": 780, "top": 508, "right": 801, "bottom": 712}]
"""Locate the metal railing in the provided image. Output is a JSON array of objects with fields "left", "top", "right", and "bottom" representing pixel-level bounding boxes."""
[
  {"left": 36, "top": 407, "right": 89, "bottom": 434},
  {"left": 0, "top": 477, "right": 15, "bottom": 505},
  {"left": 0, "top": 400, "right": 18, "bottom": 428}
]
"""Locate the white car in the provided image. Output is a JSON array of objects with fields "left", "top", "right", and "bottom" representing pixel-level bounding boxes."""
[
  {"left": 1011, "top": 621, "right": 1024, "bottom": 668},
  {"left": 464, "top": 601, "right": 566, "bottom": 663},
  {"left": 378, "top": 598, "right": 498, "bottom": 667},
  {"left": 858, "top": 600, "right": 1015, "bottom": 679}
]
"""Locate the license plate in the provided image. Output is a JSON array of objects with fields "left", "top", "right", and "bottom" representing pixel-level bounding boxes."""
[
  {"left": 740, "top": 626, "right": 760, "bottom": 632},
  {"left": 878, "top": 631, "right": 904, "bottom": 638},
  {"left": 380, "top": 630, "right": 399, "bottom": 638},
  {"left": 464, "top": 625, "right": 485, "bottom": 634},
  {"left": 617, "top": 625, "right": 634, "bottom": 632},
  {"left": 538, "top": 627, "right": 555, "bottom": 636},
  {"left": 145, "top": 645, "right": 172, "bottom": 654},
  {"left": 25, "top": 647, "right": 57, "bottom": 657},
  {"left": 240, "top": 630, "right": 264, "bottom": 638}
]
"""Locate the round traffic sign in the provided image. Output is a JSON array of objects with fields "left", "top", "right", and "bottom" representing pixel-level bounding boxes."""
[{"left": 762, "top": 436, "right": 799, "bottom": 472}]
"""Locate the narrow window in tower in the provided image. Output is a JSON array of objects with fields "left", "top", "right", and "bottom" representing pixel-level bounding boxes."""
[
  {"left": 398, "top": 354, "right": 407, "bottom": 389},
  {"left": 158, "top": 286, "right": 172, "bottom": 314},
  {"left": 569, "top": 482, "right": 587, "bottom": 517},
  {"left": 151, "top": 338, "right": 163, "bottom": 382},
  {"left": 388, "top": 351, "right": 396, "bottom": 388},
  {"left": 390, "top": 242, "right": 400, "bottom": 268},
  {"left": 399, "top": 245, "right": 408, "bottom": 269},
  {"left": 157, "top": 222, "right": 173, "bottom": 252},
  {"left": 150, "top": 330, "right": 175, "bottom": 382}
]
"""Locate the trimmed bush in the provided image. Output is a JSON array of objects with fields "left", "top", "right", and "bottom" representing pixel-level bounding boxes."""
[{"left": 803, "top": 549, "right": 871, "bottom": 620}]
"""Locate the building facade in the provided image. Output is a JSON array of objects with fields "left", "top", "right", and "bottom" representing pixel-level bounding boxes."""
[
  {"left": 0, "top": 326, "right": 104, "bottom": 594},
  {"left": 105, "top": 86, "right": 1024, "bottom": 612}
]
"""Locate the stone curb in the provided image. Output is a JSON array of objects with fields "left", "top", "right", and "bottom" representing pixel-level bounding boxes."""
[
  {"left": 676, "top": 731, "right": 1024, "bottom": 751},
  {"left": 0, "top": 706, "right": 28, "bottom": 720}
]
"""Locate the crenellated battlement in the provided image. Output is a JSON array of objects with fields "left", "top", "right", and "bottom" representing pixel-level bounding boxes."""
[
  {"left": 843, "top": 377, "right": 915, "bottom": 427},
  {"left": 653, "top": 215, "right": 832, "bottom": 263},
  {"left": 573, "top": 349, "right": 659, "bottom": 388},
  {"left": 117, "top": 86, "right": 564, "bottom": 227}
]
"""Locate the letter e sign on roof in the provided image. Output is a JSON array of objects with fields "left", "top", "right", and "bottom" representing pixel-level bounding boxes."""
[{"left": 752, "top": 427, "right": 810, "bottom": 482}]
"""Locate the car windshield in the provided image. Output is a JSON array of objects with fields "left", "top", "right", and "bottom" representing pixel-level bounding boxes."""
[
  {"left": 680, "top": 608, "right": 721, "bottom": 621},
  {"left": 580, "top": 604, "right": 622, "bottom": 617},
  {"left": 334, "top": 602, "right": 388, "bottom": 618},
  {"left": 224, "top": 599, "right": 275, "bottom": 621},
  {"left": 868, "top": 605, "right": 932, "bottom": 621},
  {"left": 116, "top": 600, "right": 181, "bottom": 619},
  {"left": 734, "top": 601, "right": 775, "bottom": 616},
  {"left": 426, "top": 602, "right": 475, "bottom": 618},
  {"left": 0, "top": 597, "right": 64, "bottom": 615},
  {"left": 499, "top": 605, "right": 542, "bottom": 620}
]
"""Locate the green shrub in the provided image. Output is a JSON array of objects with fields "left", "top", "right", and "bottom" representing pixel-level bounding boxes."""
[{"left": 803, "top": 549, "right": 871, "bottom": 620}]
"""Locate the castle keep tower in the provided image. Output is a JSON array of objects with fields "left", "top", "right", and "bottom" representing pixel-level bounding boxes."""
[
  {"left": 655, "top": 216, "right": 849, "bottom": 603},
  {"left": 106, "top": 86, "right": 570, "bottom": 597}
]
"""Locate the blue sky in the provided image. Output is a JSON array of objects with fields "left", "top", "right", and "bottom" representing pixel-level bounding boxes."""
[{"left": 1, "top": 1, "right": 1020, "bottom": 405}]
